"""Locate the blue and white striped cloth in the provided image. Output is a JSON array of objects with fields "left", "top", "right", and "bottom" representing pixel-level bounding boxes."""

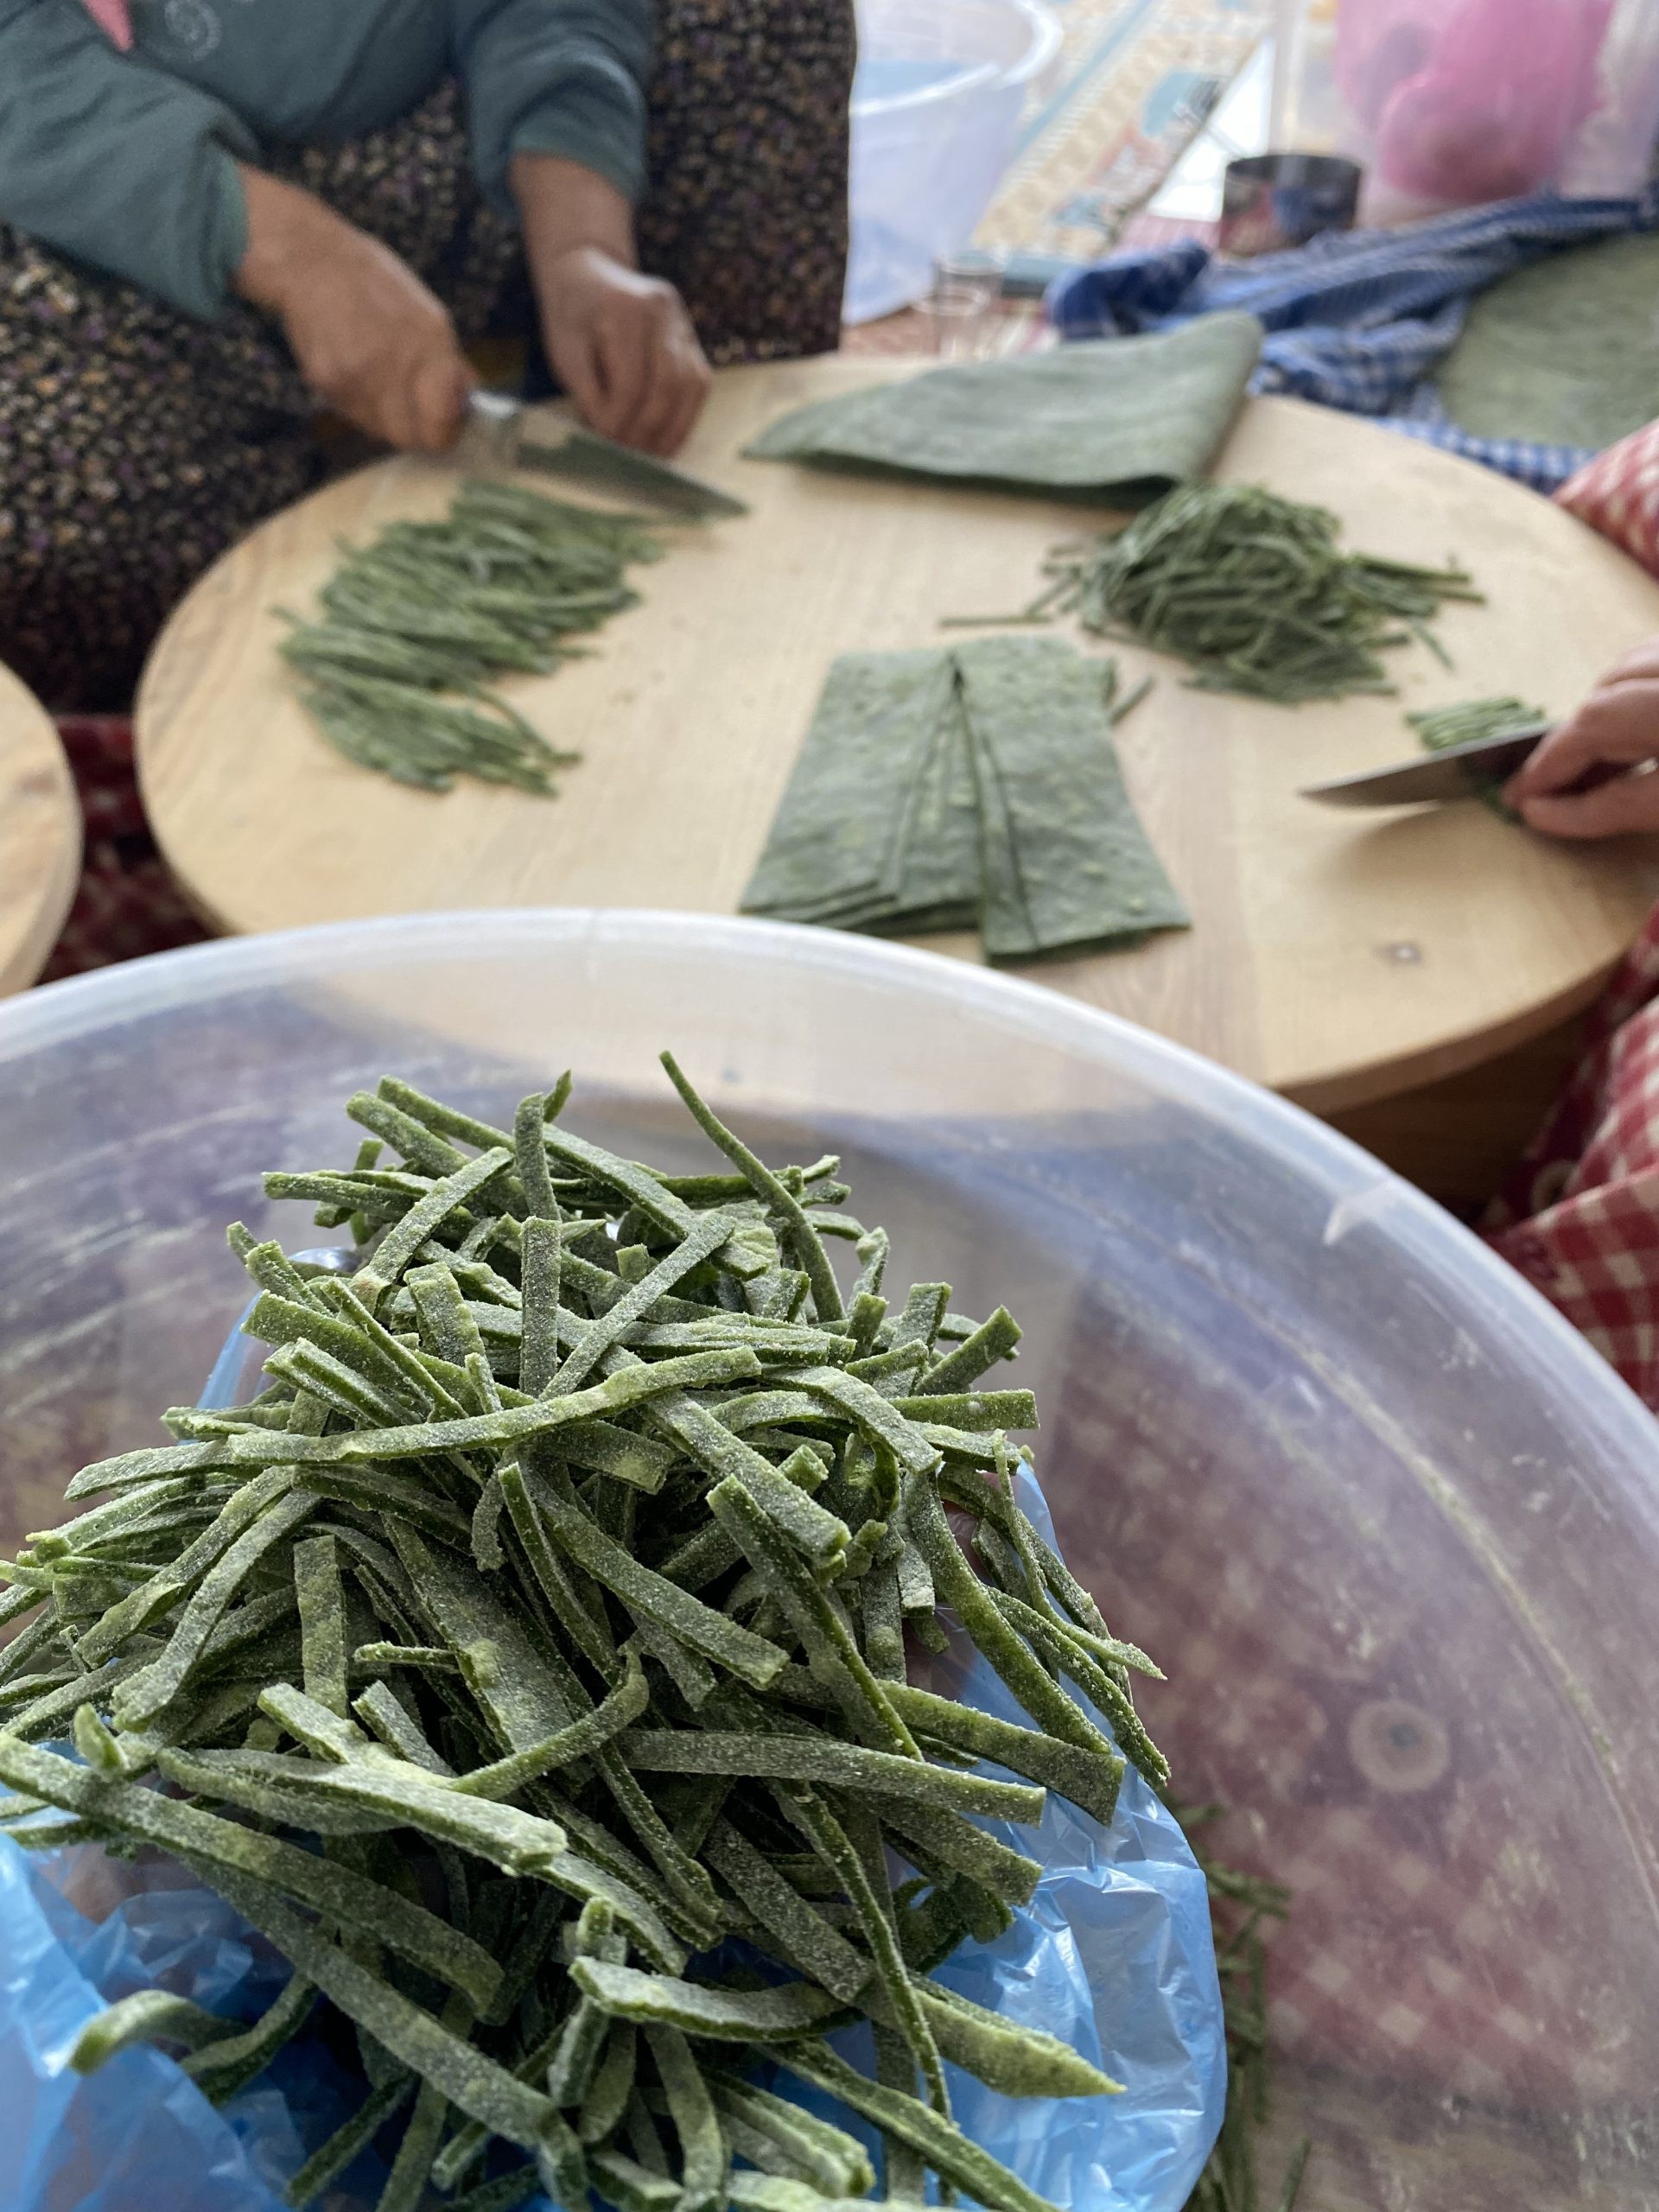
[{"left": 1046, "top": 188, "right": 1659, "bottom": 493}]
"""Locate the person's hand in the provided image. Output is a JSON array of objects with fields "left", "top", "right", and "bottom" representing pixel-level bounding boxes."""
[
  {"left": 534, "top": 245, "right": 709, "bottom": 455},
  {"left": 234, "top": 167, "right": 474, "bottom": 454},
  {"left": 511, "top": 154, "right": 711, "bottom": 456},
  {"left": 1508, "top": 636, "right": 1659, "bottom": 838}
]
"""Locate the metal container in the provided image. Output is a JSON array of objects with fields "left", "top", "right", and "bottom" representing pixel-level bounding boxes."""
[{"left": 1219, "top": 149, "right": 1361, "bottom": 256}]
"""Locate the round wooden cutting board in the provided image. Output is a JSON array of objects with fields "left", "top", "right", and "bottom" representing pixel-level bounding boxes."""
[
  {"left": 137, "top": 364, "right": 1659, "bottom": 1112},
  {"left": 0, "top": 660, "right": 79, "bottom": 995}
]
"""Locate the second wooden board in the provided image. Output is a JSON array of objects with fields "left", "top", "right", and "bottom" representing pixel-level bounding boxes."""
[
  {"left": 138, "top": 362, "right": 1659, "bottom": 1111},
  {"left": 0, "top": 659, "right": 79, "bottom": 997}
]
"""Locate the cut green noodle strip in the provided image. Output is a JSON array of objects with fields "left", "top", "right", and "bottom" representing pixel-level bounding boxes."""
[
  {"left": 586, "top": 2148, "right": 679, "bottom": 2212},
  {"left": 707, "top": 2072, "right": 874, "bottom": 2198},
  {"left": 903, "top": 1469, "right": 1120, "bottom": 1764},
  {"left": 577, "top": 2020, "right": 639, "bottom": 2147},
  {"left": 772, "top": 2044, "right": 1058, "bottom": 2212},
  {"left": 780, "top": 1784, "right": 947, "bottom": 2114},
  {"left": 550, "top": 1211, "right": 734, "bottom": 1396},
  {"left": 571, "top": 1956, "right": 841, "bottom": 2040},
  {"left": 914, "top": 1978, "right": 1121, "bottom": 2101},
  {"left": 69, "top": 1988, "right": 245, "bottom": 2073},
  {"left": 645, "top": 2024, "right": 728, "bottom": 2212},
  {"left": 702, "top": 1819, "right": 870, "bottom": 2004},
  {"left": 707, "top": 1476, "right": 916, "bottom": 1758},
  {"left": 374, "top": 1993, "right": 476, "bottom": 2212},
  {"left": 534, "top": 1483, "right": 785, "bottom": 1691},
  {"left": 294, "top": 1533, "right": 349, "bottom": 1719},
  {"left": 284, "top": 2075, "right": 416, "bottom": 2208},
  {"left": 883, "top": 1681, "right": 1124, "bottom": 1824},
  {"left": 658, "top": 1053, "right": 842, "bottom": 1321},
  {"left": 450, "top": 1653, "right": 650, "bottom": 1799},
  {"left": 878, "top": 1798, "right": 1045, "bottom": 1909},
  {"left": 621, "top": 1728, "right": 1044, "bottom": 1821},
  {"left": 185, "top": 1969, "right": 320, "bottom": 2103}
]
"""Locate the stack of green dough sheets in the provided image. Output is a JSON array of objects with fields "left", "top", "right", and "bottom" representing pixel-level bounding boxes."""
[
  {"left": 743, "top": 315, "right": 1263, "bottom": 504},
  {"left": 742, "top": 639, "right": 1189, "bottom": 962}
]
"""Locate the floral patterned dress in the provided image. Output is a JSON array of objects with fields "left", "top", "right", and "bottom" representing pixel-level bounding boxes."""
[{"left": 0, "top": 0, "right": 855, "bottom": 709}]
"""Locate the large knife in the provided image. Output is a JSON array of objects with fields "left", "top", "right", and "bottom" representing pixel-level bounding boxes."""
[
  {"left": 461, "top": 389, "right": 748, "bottom": 519},
  {"left": 1300, "top": 723, "right": 1551, "bottom": 808}
]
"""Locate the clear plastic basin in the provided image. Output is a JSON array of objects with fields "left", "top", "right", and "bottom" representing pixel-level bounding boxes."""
[
  {"left": 846, "top": 0, "right": 1061, "bottom": 323},
  {"left": 3, "top": 911, "right": 1658, "bottom": 2208}
]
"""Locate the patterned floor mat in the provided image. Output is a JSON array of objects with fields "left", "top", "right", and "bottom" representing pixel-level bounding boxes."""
[
  {"left": 977, "top": 0, "right": 1267, "bottom": 260},
  {"left": 845, "top": 0, "right": 1263, "bottom": 356}
]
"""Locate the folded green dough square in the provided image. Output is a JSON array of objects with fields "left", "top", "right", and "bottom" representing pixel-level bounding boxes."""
[
  {"left": 743, "top": 638, "right": 1188, "bottom": 963},
  {"left": 877, "top": 683, "right": 982, "bottom": 935},
  {"left": 954, "top": 636, "right": 1190, "bottom": 961},
  {"left": 743, "top": 315, "right": 1263, "bottom": 502},
  {"left": 741, "top": 651, "right": 957, "bottom": 924}
]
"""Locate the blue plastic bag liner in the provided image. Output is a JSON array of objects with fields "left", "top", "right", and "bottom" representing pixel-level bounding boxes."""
[
  {"left": 0, "top": 1323, "right": 1224, "bottom": 2211},
  {"left": 904, "top": 1473, "right": 1227, "bottom": 2211},
  {"left": 0, "top": 1840, "right": 295, "bottom": 2212}
]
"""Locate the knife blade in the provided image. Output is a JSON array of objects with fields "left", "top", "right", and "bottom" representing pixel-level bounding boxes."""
[
  {"left": 461, "top": 390, "right": 747, "bottom": 519},
  {"left": 1300, "top": 724, "right": 1549, "bottom": 808}
]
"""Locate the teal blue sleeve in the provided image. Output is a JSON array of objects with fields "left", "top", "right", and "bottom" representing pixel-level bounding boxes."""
[
  {"left": 0, "top": 0, "right": 257, "bottom": 320},
  {"left": 453, "top": 0, "right": 653, "bottom": 213}
]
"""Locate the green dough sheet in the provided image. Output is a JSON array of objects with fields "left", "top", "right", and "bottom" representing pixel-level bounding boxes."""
[
  {"left": 738, "top": 651, "right": 957, "bottom": 926},
  {"left": 1434, "top": 232, "right": 1659, "bottom": 453},
  {"left": 743, "top": 314, "right": 1263, "bottom": 502},
  {"left": 956, "top": 638, "right": 1189, "bottom": 959}
]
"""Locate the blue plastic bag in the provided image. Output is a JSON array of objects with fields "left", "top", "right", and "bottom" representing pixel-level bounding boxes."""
[
  {"left": 905, "top": 1513, "right": 1227, "bottom": 2212},
  {"left": 0, "top": 1331, "right": 1224, "bottom": 2210},
  {"left": 0, "top": 1840, "right": 296, "bottom": 2211}
]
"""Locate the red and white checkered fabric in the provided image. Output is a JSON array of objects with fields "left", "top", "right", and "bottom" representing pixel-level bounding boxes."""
[
  {"left": 1554, "top": 416, "right": 1659, "bottom": 575},
  {"left": 1484, "top": 899, "right": 1659, "bottom": 1408}
]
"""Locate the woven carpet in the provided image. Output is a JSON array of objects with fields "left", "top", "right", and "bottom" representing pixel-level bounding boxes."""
[{"left": 976, "top": 0, "right": 1268, "bottom": 257}]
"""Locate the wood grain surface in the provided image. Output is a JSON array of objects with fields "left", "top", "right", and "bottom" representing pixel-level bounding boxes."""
[
  {"left": 0, "top": 660, "right": 79, "bottom": 997},
  {"left": 138, "top": 360, "right": 1659, "bottom": 1111}
]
